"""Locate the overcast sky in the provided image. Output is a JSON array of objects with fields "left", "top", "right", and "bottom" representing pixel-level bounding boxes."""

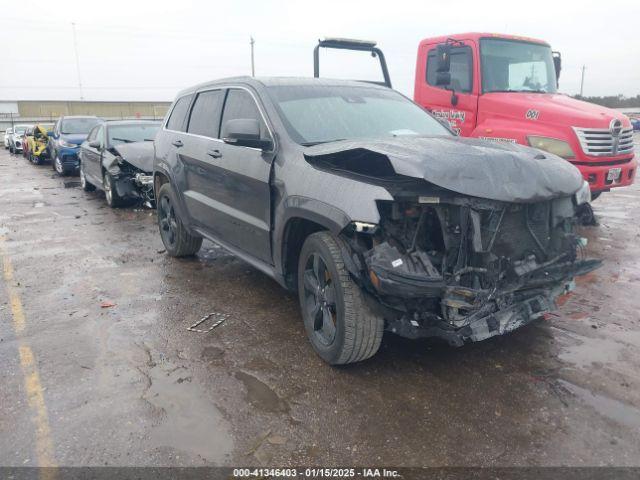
[{"left": 1, "top": 0, "right": 638, "bottom": 102}]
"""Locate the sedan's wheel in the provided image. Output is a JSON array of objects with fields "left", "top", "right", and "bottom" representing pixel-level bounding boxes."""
[
  {"left": 297, "top": 231, "right": 384, "bottom": 365},
  {"left": 79, "top": 163, "right": 95, "bottom": 192},
  {"left": 157, "top": 183, "right": 202, "bottom": 257},
  {"left": 103, "top": 171, "right": 124, "bottom": 207},
  {"left": 54, "top": 156, "right": 65, "bottom": 175}
]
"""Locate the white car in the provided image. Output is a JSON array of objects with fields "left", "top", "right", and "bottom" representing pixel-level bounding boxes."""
[
  {"left": 9, "top": 124, "right": 31, "bottom": 154},
  {"left": 3, "top": 128, "right": 12, "bottom": 149}
]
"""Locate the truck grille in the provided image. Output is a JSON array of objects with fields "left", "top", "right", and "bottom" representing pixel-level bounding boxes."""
[{"left": 573, "top": 126, "right": 634, "bottom": 157}]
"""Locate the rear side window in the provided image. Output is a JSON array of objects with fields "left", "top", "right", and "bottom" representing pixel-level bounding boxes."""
[
  {"left": 86, "top": 126, "right": 98, "bottom": 142},
  {"left": 220, "top": 89, "right": 268, "bottom": 139},
  {"left": 166, "top": 96, "right": 191, "bottom": 132},
  {"left": 426, "top": 46, "right": 473, "bottom": 93},
  {"left": 187, "top": 90, "right": 224, "bottom": 138}
]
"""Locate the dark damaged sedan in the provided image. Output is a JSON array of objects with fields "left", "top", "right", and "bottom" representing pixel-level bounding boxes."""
[
  {"left": 154, "top": 77, "right": 599, "bottom": 365},
  {"left": 80, "top": 120, "right": 160, "bottom": 207}
]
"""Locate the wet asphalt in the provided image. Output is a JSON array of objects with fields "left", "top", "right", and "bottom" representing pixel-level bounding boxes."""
[{"left": 1, "top": 140, "right": 640, "bottom": 468}]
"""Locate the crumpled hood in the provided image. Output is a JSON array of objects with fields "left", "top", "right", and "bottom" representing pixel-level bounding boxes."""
[
  {"left": 112, "top": 141, "right": 154, "bottom": 172},
  {"left": 480, "top": 92, "right": 632, "bottom": 128},
  {"left": 304, "top": 136, "right": 583, "bottom": 203}
]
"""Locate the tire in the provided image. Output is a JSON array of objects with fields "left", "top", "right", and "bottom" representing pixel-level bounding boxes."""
[
  {"left": 156, "top": 183, "right": 203, "bottom": 257},
  {"left": 53, "top": 154, "right": 66, "bottom": 175},
  {"left": 297, "top": 231, "right": 384, "bottom": 365},
  {"left": 79, "top": 162, "right": 95, "bottom": 191},
  {"left": 9, "top": 146, "right": 14, "bottom": 154},
  {"left": 103, "top": 170, "right": 124, "bottom": 207},
  {"left": 30, "top": 153, "right": 41, "bottom": 165},
  {"left": 590, "top": 191, "right": 602, "bottom": 202}
]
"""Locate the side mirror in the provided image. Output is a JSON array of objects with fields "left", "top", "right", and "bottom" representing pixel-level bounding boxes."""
[
  {"left": 552, "top": 51, "right": 562, "bottom": 83},
  {"left": 436, "top": 43, "right": 451, "bottom": 73},
  {"left": 435, "top": 71, "right": 451, "bottom": 87},
  {"left": 88, "top": 140, "right": 101, "bottom": 149},
  {"left": 222, "top": 118, "right": 272, "bottom": 150}
]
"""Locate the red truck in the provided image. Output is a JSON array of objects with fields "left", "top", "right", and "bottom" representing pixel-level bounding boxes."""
[
  {"left": 413, "top": 33, "right": 636, "bottom": 199},
  {"left": 314, "top": 35, "right": 636, "bottom": 200}
]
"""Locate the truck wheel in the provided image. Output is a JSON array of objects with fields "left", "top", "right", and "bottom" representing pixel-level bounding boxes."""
[
  {"left": 297, "top": 231, "right": 384, "bottom": 365},
  {"left": 79, "top": 162, "right": 95, "bottom": 191},
  {"left": 156, "top": 183, "right": 202, "bottom": 257}
]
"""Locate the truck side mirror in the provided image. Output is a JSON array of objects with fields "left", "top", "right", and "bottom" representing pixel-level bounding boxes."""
[
  {"left": 435, "top": 72, "right": 451, "bottom": 87},
  {"left": 436, "top": 43, "right": 451, "bottom": 73},
  {"left": 552, "top": 51, "right": 562, "bottom": 83}
]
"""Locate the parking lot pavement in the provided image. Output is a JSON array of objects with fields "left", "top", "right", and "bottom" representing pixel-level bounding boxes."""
[{"left": 1, "top": 143, "right": 640, "bottom": 468}]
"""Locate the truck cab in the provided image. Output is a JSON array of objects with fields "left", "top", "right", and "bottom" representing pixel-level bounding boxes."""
[{"left": 414, "top": 33, "right": 636, "bottom": 198}]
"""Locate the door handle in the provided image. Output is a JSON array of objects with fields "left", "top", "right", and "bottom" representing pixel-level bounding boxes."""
[
  {"left": 172, "top": 139, "right": 183, "bottom": 147},
  {"left": 206, "top": 149, "right": 222, "bottom": 158}
]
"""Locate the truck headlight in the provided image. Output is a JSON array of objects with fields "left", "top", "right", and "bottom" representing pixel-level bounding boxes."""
[
  {"left": 574, "top": 180, "right": 591, "bottom": 205},
  {"left": 527, "top": 136, "right": 575, "bottom": 159}
]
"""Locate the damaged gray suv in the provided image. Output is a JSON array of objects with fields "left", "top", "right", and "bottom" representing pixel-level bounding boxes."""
[{"left": 154, "top": 77, "right": 599, "bottom": 365}]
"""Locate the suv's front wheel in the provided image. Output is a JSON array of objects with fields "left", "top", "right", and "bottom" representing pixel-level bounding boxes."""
[
  {"left": 297, "top": 232, "right": 384, "bottom": 365},
  {"left": 156, "top": 183, "right": 202, "bottom": 256}
]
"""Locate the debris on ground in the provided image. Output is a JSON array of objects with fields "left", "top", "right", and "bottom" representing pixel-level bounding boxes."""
[
  {"left": 187, "top": 312, "right": 229, "bottom": 333},
  {"left": 100, "top": 301, "right": 117, "bottom": 308}
]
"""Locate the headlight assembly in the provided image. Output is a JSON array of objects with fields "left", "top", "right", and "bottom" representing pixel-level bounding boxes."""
[
  {"left": 59, "top": 139, "right": 77, "bottom": 148},
  {"left": 574, "top": 180, "right": 591, "bottom": 205},
  {"left": 527, "top": 136, "right": 575, "bottom": 159}
]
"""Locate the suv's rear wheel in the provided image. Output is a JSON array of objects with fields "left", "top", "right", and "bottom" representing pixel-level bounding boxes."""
[
  {"left": 297, "top": 232, "right": 384, "bottom": 365},
  {"left": 157, "top": 183, "right": 202, "bottom": 257}
]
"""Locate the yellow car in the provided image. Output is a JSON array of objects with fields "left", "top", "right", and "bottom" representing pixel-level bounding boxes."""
[{"left": 28, "top": 123, "right": 54, "bottom": 165}]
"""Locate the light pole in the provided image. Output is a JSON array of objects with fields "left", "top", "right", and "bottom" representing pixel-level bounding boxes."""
[
  {"left": 71, "top": 22, "right": 84, "bottom": 100},
  {"left": 579, "top": 65, "right": 586, "bottom": 97},
  {"left": 250, "top": 36, "right": 255, "bottom": 77}
]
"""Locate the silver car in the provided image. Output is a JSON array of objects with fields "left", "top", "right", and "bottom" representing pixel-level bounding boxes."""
[{"left": 3, "top": 128, "right": 12, "bottom": 149}]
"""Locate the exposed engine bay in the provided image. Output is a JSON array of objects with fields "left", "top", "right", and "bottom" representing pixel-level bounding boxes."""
[
  {"left": 339, "top": 188, "right": 600, "bottom": 345},
  {"left": 104, "top": 143, "right": 155, "bottom": 207}
]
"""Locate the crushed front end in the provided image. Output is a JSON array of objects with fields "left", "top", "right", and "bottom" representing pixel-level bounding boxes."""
[
  {"left": 341, "top": 183, "right": 600, "bottom": 346},
  {"left": 105, "top": 156, "right": 155, "bottom": 207}
]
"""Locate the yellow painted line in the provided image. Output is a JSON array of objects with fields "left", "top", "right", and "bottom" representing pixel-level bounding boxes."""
[{"left": 0, "top": 237, "right": 58, "bottom": 474}]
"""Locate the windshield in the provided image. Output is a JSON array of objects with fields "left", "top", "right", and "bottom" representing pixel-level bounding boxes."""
[
  {"left": 108, "top": 123, "right": 160, "bottom": 146},
  {"left": 267, "top": 85, "right": 450, "bottom": 145},
  {"left": 14, "top": 126, "right": 27, "bottom": 135},
  {"left": 480, "top": 38, "right": 557, "bottom": 94},
  {"left": 61, "top": 118, "right": 102, "bottom": 135}
]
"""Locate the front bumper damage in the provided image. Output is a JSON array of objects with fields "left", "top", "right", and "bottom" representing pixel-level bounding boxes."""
[
  {"left": 106, "top": 163, "right": 155, "bottom": 206},
  {"left": 339, "top": 192, "right": 601, "bottom": 346}
]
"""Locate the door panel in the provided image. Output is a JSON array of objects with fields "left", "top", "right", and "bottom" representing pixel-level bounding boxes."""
[
  {"left": 417, "top": 42, "right": 479, "bottom": 136},
  {"left": 183, "top": 87, "right": 274, "bottom": 264}
]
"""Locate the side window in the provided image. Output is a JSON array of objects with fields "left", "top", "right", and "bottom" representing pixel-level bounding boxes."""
[
  {"left": 220, "top": 89, "right": 269, "bottom": 140},
  {"left": 426, "top": 46, "right": 473, "bottom": 93},
  {"left": 86, "top": 126, "right": 98, "bottom": 142},
  {"left": 166, "top": 95, "right": 191, "bottom": 132},
  {"left": 187, "top": 90, "right": 224, "bottom": 138},
  {"left": 95, "top": 126, "right": 104, "bottom": 147}
]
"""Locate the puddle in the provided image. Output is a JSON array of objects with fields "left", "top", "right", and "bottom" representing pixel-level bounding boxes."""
[
  {"left": 141, "top": 348, "right": 233, "bottom": 462},
  {"left": 559, "top": 379, "right": 640, "bottom": 429},
  {"left": 235, "top": 371, "right": 290, "bottom": 413}
]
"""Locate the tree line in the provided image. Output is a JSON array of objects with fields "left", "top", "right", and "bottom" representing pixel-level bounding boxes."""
[{"left": 572, "top": 94, "right": 640, "bottom": 109}]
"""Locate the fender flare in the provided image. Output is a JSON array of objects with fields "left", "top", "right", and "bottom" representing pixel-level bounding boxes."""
[
  {"left": 273, "top": 197, "right": 352, "bottom": 278},
  {"left": 153, "top": 163, "right": 192, "bottom": 231}
]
